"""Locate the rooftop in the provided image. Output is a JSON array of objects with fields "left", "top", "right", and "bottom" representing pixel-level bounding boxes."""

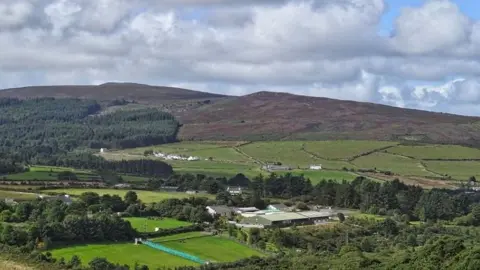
[
  {"left": 261, "top": 212, "right": 307, "bottom": 221},
  {"left": 297, "top": 211, "right": 332, "bottom": 218}
]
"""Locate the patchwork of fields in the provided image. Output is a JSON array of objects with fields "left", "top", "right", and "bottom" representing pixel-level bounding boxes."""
[
  {"left": 1, "top": 141, "right": 480, "bottom": 193},
  {"left": 100, "top": 140, "right": 480, "bottom": 186}
]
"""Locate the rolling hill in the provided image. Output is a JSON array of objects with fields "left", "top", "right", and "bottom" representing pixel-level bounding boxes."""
[
  {"left": 2, "top": 84, "right": 480, "bottom": 146},
  {"left": 0, "top": 82, "right": 227, "bottom": 105}
]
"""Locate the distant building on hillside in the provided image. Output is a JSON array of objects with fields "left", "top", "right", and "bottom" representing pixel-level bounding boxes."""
[
  {"left": 114, "top": 183, "right": 131, "bottom": 189},
  {"left": 186, "top": 190, "right": 198, "bottom": 195},
  {"left": 227, "top": 186, "right": 242, "bottom": 195},
  {"left": 309, "top": 165, "right": 322, "bottom": 170},
  {"left": 262, "top": 164, "right": 291, "bottom": 172},
  {"left": 100, "top": 148, "right": 107, "bottom": 153}
]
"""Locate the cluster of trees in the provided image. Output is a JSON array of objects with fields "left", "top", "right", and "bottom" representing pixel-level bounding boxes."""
[
  {"left": 36, "top": 154, "right": 173, "bottom": 178},
  {"left": 0, "top": 98, "right": 179, "bottom": 163},
  {"left": 247, "top": 174, "right": 480, "bottom": 222},
  {"left": 0, "top": 160, "right": 26, "bottom": 175}
]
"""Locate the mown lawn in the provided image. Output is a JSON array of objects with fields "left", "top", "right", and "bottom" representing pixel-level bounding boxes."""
[
  {"left": 50, "top": 243, "right": 198, "bottom": 268},
  {"left": 124, "top": 217, "right": 192, "bottom": 232},
  {"left": 304, "top": 140, "right": 398, "bottom": 160},
  {"left": 42, "top": 189, "right": 214, "bottom": 203},
  {"left": 160, "top": 236, "right": 264, "bottom": 262},
  {"left": 387, "top": 145, "right": 480, "bottom": 160},
  {"left": 150, "top": 232, "right": 206, "bottom": 243}
]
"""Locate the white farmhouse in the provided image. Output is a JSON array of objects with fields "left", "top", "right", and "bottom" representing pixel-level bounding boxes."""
[{"left": 309, "top": 165, "right": 322, "bottom": 170}]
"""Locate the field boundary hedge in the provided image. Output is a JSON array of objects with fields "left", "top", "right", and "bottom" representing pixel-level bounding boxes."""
[{"left": 138, "top": 224, "right": 204, "bottom": 238}]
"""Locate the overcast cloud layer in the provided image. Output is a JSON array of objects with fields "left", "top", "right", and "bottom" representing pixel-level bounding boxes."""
[{"left": 1, "top": 0, "right": 480, "bottom": 115}]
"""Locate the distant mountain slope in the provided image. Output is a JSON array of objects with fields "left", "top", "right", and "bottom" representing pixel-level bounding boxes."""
[
  {"left": 0, "top": 83, "right": 227, "bottom": 104},
  {"left": 177, "top": 91, "right": 480, "bottom": 146},
  {"left": 2, "top": 84, "right": 480, "bottom": 145}
]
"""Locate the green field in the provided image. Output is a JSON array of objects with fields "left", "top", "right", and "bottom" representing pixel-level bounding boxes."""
[
  {"left": 150, "top": 232, "right": 206, "bottom": 243},
  {"left": 50, "top": 243, "right": 197, "bottom": 268},
  {"left": 100, "top": 140, "right": 480, "bottom": 185},
  {"left": 3, "top": 166, "right": 100, "bottom": 181},
  {"left": 423, "top": 161, "right": 480, "bottom": 180},
  {"left": 387, "top": 145, "right": 480, "bottom": 160},
  {"left": 159, "top": 236, "right": 264, "bottom": 262},
  {"left": 0, "top": 190, "right": 38, "bottom": 201},
  {"left": 124, "top": 217, "right": 192, "bottom": 232},
  {"left": 352, "top": 152, "right": 436, "bottom": 176},
  {"left": 42, "top": 189, "right": 214, "bottom": 203},
  {"left": 304, "top": 140, "right": 398, "bottom": 160},
  {"left": 290, "top": 170, "right": 358, "bottom": 184}
]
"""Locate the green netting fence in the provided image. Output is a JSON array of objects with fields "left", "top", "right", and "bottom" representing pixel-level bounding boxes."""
[{"left": 142, "top": 240, "right": 206, "bottom": 264}]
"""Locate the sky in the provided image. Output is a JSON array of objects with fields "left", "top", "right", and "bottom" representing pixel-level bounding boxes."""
[{"left": 1, "top": 0, "right": 480, "bottom": 116}]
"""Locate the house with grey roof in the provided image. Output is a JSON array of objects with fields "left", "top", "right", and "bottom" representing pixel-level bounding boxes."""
[{"left": 206, "top": 205, "right": 233, "bottom": 217}]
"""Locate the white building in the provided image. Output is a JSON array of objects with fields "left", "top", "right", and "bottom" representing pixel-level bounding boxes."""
[
  {"left": 227, "top": 186, "right": 242, "bottom": 195},
  {"left": 309, "top": 165, "right": 322, "bottom": 170},
  {"left": 187, "top": 156, "right": 200, "bottom": 161},
  {"left": 100, "top": 148, "right": 107, "bottom": 153}
]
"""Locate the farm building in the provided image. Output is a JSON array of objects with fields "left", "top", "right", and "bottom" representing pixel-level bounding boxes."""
[
  {"left": 227, "top": 186, "right": 242, "bottom": 195},
  {"left": 309, "top": 165, "right": 322, "bottom": 170},
  {"left": 240, "top": 211, "right": 331, "bottom": 228},
  {"left": 114, "top": 183, "right": 131, "bottom": 188},
  {"left": 206, "top": 205, "right": 233, "bottom": 217},
  {"left": 233, "top": 207, "right": 259, "bottom": 214},
  {"left": 262, "top": 164, "right": 291, "bottom": 171},
  {"left": 267, "top": 204, "right": 290, "bottom": 212}
]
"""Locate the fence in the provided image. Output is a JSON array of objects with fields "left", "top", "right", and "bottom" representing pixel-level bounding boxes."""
[{"left": 142, "top": 240, "right": 206, "bottom": 264}]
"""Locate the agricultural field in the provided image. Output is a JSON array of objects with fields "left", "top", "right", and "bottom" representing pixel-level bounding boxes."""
[
  {"left": 0, "top": 190, "right": 38, "bottom": 201},
  {"left": 153, "top": 235, "right": 264, "bottom": 263},
  {"left": 42, "top": 189, "right": 214, "bottom": 203},
  {"left": 3, "top": 166, "right": 100, "bottom": 181},
  {"left": 124, "top": 217, "right": 192, "bottom": 232},
  {"left": 304, "top": 140, "right": 398, "bottom": 160},
  {"left": 387, "top": 145, "right": 480, "bottom": 160},
  {"left": 290, "top": 170, "right": 358, "bottom": 184},
  {"left": 423, "top": 161, "right": 480, "bottom": 180},
  {"left": 100, "top": 140, "right": 480, "bottom": 185},
  {"left": 50, "top": 243, "right": 198, "bottom": 268},
  {"left": 352, "top": 152, "right": 436, "bottom": 177},
  {"left": 150, "top": 232, "right": 206, "bottom": 243}
]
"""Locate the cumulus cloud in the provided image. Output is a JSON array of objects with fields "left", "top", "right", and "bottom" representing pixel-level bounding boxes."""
[{"left": 0, "top": 0, "right": 479, "bottom": 115}]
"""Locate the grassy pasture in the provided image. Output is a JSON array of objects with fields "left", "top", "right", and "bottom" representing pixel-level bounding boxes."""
[
  {"left": 159, "top": 236, "right": 264, "bottom": 262},
  {"left": 42, "top": 189, "right": 214, "bottom": 203},
  {"left": 50, "top": 243, "right": 197, "bottom": 268},
  {"left": 4, "top": 166, "right": 100, "bottom": 181},
  {"left": 239, "top": 141, "right": 315, "bottom": 167},
  {"left": 124, "top": 217, "right": 192, "bottom": 232},
  {"left": 304, "top": 140, "right": 398, "bottom": 160},
  {"left": 0, "top": 190, "right": 38, "bottom": 201},
  {"left": 387, "top": 145, "right": 480, "bottom": 160},
  {"left": 352, "top": 152, "right": 435, "bottom": 176},
  {"left": 290, "top": 170, "right": 358, "bottom": 184},
  {"left": 423, "top": 161, "right": 480, "bottom": 180}
]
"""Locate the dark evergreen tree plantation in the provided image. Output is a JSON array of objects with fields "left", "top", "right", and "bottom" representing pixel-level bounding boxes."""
[{"left": 0, "top": 98, "right": 179, "bottom": 163}]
